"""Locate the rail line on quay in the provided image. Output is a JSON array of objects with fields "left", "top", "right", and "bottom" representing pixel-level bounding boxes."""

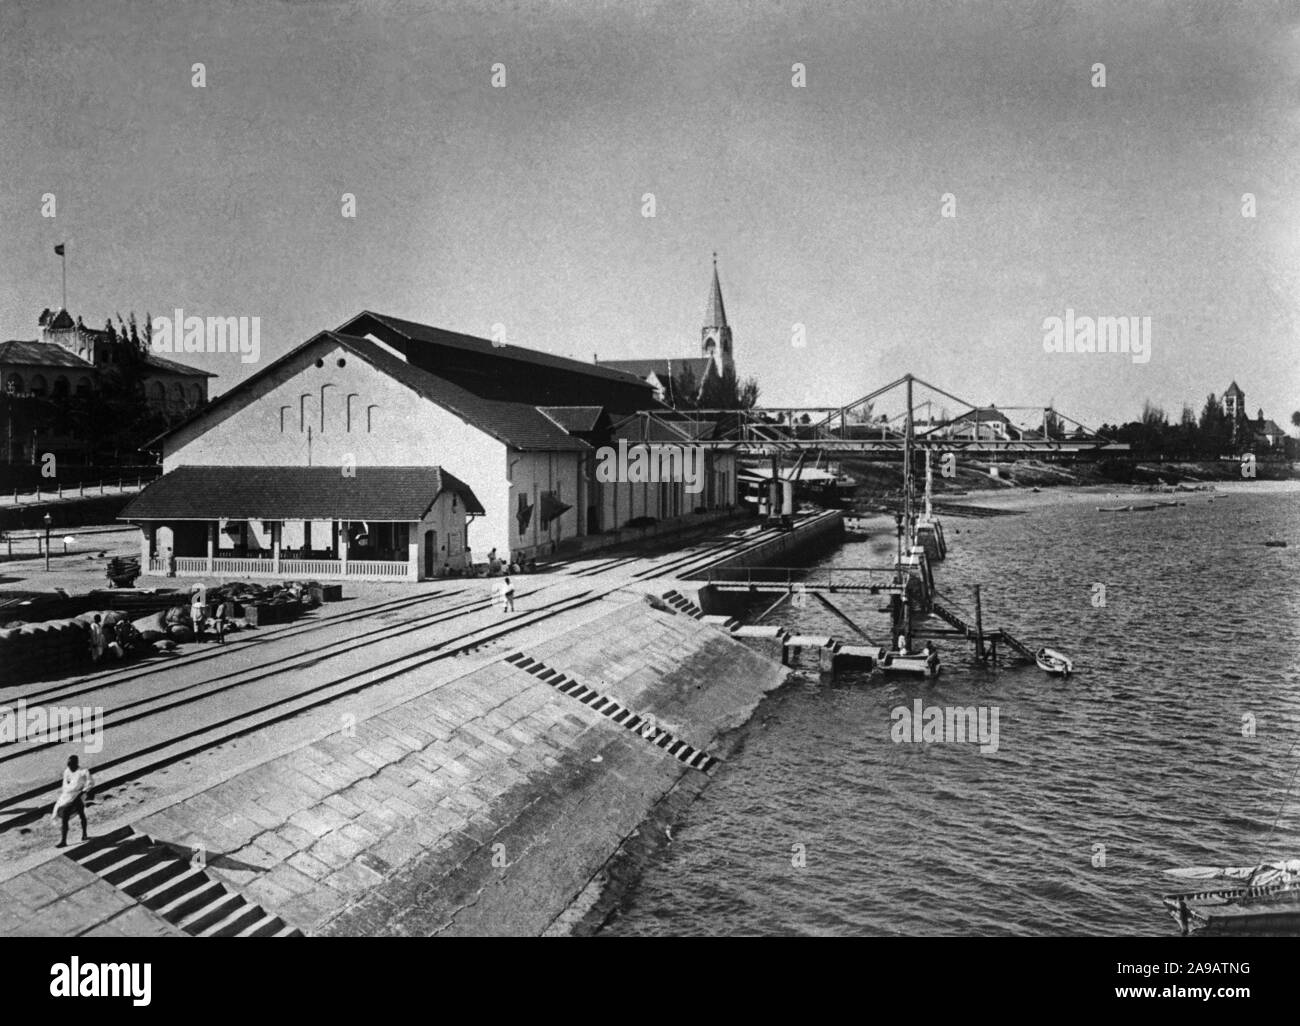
[
  {"left": 0, "top": 586, "right": 561, "bottom": 767},
  {"left": 0, "top": 513, "right": 837, "bottom": 834},
  {"left": 0, "top": 588, "right": 606, "bottom": 831}
]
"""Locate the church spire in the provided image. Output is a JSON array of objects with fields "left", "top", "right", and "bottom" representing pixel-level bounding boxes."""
[
  {"left": 700, "top": 252, "right": 734, "bottom": 378},
  {"left": 704, "top": 252, "right": 728, "bottom": 328}
]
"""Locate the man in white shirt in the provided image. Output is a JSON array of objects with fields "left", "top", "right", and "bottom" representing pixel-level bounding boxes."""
[{"left": 53, "top": 755, "right": 93, "bottom": 848}]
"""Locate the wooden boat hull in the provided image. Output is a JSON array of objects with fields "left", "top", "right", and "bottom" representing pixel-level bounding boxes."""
[{"left": 1035, "top": 647, "right": 1073, "bottom": 675}]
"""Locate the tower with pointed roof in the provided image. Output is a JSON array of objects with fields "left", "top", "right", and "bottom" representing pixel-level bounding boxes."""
[
  {"left": 1224, "top": 380, "right": 1245, "bottom": 445},
  {"left": 701, "top": 254, "right": 734, "bottom": 379},
  {"left": 1223, "top": 380, "right": 1244, "bottom": 420}
]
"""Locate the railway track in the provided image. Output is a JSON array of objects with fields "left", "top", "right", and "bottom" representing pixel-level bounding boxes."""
[
  {"left": 0, "top": 587, "right": 603, "bottom": 832},
  {"left": 0, "top": 513, "right": 831, "bottom": 835}
]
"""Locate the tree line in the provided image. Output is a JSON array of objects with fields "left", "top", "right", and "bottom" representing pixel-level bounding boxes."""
[{"left": 1097, "top": 394, "right": 1297, "bottom": 460}]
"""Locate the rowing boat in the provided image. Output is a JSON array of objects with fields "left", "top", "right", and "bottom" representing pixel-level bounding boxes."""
[{"left": 1035, "top": 647, "right": 1072, "bottom": 675}]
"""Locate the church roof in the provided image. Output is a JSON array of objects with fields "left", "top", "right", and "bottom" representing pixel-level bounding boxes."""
[
  {"left": 1224, "top": 381, "right": 1244, "bottom": 396},
  {"left": 705, "top": 265, "right": 727, "bottom": 328},
  {"left": 598, "top": 357, "right": 714, "bottom": 381}
]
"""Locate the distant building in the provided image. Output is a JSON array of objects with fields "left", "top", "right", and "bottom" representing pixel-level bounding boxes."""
[
  {"left": 933, "top": 406, "right": 1024, "bottom": 442},
  {"left": 1, "top": 308, "right": 214, "bottom": 415},
  {"left": 1223, "top": 382, "right": 1286, "bottom": 454},
  {"left": 121, "top": 311, "right": 739, "bottom": 581},
  {"left": 597, "top": 256, "right": 735, "bottom": 404}
]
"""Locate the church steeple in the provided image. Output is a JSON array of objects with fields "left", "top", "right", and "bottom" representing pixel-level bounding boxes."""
[{"left": 701, "top": 253, "right": 734, "bottom": 378}]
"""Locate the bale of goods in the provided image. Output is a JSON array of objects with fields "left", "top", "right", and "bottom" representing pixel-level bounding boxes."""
[
  {"left": 106, "top": 556, "right": 141, "bottom": 588},
  {"left": 0, "top": 617, "right": 91, "bottom": 684}
]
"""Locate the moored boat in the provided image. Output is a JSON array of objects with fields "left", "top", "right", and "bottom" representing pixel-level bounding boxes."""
[
  {"left": 1035, "top": 647, "right": 1072, "bottom": 675},
  {"left": 1161, "top": 860, "right": 1300, "bottom": 935}
]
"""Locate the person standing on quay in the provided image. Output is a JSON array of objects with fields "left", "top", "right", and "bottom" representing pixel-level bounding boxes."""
[
  {"left": 88, "top": 615, "right": 105, "bottom": 663},
  {"left": 213, "top": 598, "right": 229, "bottom": 644},
  {"left": 52, "top": 755, "right": 93, "bottom": 848},
  {"left": 190, "top": 586, "right": 206, "bottom": 640},
  {"left": 499, "top": 576, "right": 516, "bottom": 613}
]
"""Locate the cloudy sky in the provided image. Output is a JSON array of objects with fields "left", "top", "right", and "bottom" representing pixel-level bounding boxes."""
[{"left": 2, "top": 0, "right": 1297, "bottom": 427}]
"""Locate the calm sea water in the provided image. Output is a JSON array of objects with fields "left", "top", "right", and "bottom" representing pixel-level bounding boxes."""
[{"left": 602, "top": 487, "right": 1300, "bottom": 936}]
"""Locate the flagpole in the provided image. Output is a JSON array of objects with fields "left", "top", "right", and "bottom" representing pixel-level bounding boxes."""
[{"left": 61, "top": 246, "right": 67, "bottom": 310}]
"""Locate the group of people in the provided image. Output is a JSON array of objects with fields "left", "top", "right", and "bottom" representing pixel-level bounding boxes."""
[
  {"left": 88, "top": 614, "right": 142, "bottom": 663},
  {"left": 189, "top": 585, "right": 232, "bottom": 644}
]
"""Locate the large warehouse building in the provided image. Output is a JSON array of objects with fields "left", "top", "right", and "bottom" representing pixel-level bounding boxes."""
[{"left": 121, "top": 312, "right": 739, "bottom": 581}]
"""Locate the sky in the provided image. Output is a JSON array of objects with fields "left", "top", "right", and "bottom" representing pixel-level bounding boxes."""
[{"left": 2, "top": 0, "right": 1298, "bottom": 429}]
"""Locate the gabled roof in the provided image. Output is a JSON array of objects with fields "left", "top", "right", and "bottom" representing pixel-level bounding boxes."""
[
  {"left": 608, "top": 412, "right": 696, "bottom": 443},
  {"left": 0, "top": 340, "right": 95, "bottom": 369},
  {"left": 948, "top": 407, "right": 1017, "bottom": 425},
  {"left": 339, "top": 310, "right": 651, "bottom": 388},
  {"left": 150, "top": 331, "right": 589, "bottom": 452},
  {"left": 1224, "top": 381, "right": 1244, "bottom": 396},
  {"left": 538, "top": 406, "right": 605, "bottom": 433},
  {"left": 119, "top": 465, "right": 483, "bottom": 522}
]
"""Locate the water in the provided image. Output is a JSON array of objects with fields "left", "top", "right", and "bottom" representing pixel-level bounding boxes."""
[{"left": 602, "top": 488, "right": 1300, "bottom": 936}]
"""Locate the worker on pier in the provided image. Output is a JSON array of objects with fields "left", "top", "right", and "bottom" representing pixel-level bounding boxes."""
[{"left": 52, "top": 755, "right": 93, "bottom": 848}]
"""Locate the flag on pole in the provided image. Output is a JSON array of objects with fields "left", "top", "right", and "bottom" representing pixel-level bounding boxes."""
[{"left": 54, "top": 243, "right": 65, "bottom": 255}]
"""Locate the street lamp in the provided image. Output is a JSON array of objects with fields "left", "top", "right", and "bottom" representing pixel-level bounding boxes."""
[{"left": 43, "top": 512, "right": 52, "bottom": 572}]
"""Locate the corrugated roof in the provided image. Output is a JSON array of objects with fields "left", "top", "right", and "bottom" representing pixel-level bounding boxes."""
[
  {"left": 150, "top": 331, "right": 591, "bottom": 452},
  {"left": 598, "top": 357, "right": 714, "bottom": 380},
  {"left": 0, "top": 340, "right": 95, "bottom": 369},
  {"left": 340, "top": 311, "right": 653, "bottom": 388},
  {"left": 335, "top": 333, "right": 590, "bottom": 451},
  {"left": 142, "top": 352, "right": 217, "bottom": 377},
  {"left": 119, "top": 465, "right": 484, "bottom": 522}
]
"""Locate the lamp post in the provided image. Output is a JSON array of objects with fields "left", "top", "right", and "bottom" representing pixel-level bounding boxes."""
[{"left": 43, "top": 512, "right": 52, "bottom": 572}]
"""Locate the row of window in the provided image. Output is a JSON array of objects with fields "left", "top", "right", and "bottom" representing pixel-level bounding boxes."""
[
  {"left": 2, "top": 372, "right": 203, "bottom": 405},
  {"left": 4, "top": 372, "right": 92, "bottom": 397}
]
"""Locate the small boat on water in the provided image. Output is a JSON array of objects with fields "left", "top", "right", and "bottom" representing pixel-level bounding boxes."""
[
  {"left": 1161, "top": 859, "right": 1300, "bottom": 935},
  {"left": 1097, "top": 505, "right": 1131, "bottom": 512},
  {"left": 1035, "top": 647, "right": 1073, "bottom": 676}
]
